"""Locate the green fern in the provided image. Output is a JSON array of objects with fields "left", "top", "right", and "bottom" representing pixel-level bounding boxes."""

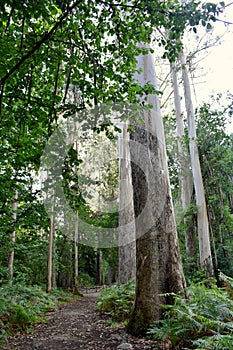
[
  {"left": 148, "top": 281, "right": 233, "bottom": 349},
  {"left": 0, "top": 283, "right": 72, "bottom": 348},
  {"left": 193, "top": 333, "right": 233, "bottom": 349},
  {"left": 96, "top": 280, "right": 135, "bottom": 321}
]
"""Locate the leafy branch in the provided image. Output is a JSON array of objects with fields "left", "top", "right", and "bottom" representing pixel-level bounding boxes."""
[{"left": 0, "top": 0, "right": 82, "bottom": 86}]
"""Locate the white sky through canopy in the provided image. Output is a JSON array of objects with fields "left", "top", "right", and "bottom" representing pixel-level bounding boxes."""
[{"left": 197, "top": 1, "right": 233, "bottom": 132}]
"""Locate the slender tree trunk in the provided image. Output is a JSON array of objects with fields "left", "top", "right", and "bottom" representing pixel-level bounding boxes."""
[
  {"left": 72, "top": 125, "right": 83, "bottom": 295},
  {"left": 101, "top": 253, "right": 105, "bottom": 286},
  {"left": 118, "top": 121, "right": 136, "bottom": 284},
  {"left": 52, "top": 235, "right": 57, "bottom": 288},
  {"left": 74, "top": 216, "right": 79, "bottom": 290},
  {"left": 171, "top": 62, "right": 197, "bottom": 267},
  {"left": 74, "top": 214, "right": 83, "bottom": 296},
  {"left": 186, "top": 211, "right": 197, "bottom": 263},
  {"left": 171, "top": 62, "right": 193, "bottom": 209},
  {"left": 180, "top": 51, "right": 214, "bottom": 277},
  {"left": 47, "top": 211, "right": 54, "bottom": 293},
  {"left": 97, "top": 249, "right": 105, "bottom": 285},
  {"left": 8, "top": 191, "right": 18, "bottom": 282},
  {"left": 96, "top": 248, "right": 101, "bottom": 285},
  {"left": 127, "top": 46, "right": 187, "bottom": 336}
]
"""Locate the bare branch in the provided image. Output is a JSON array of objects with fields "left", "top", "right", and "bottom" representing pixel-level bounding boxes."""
[
  {"left": 224, "top": 1, "right": 233, "bottom": 8},
  {"left": 215, "top": 18, "right": 233, "bottom": 25}
]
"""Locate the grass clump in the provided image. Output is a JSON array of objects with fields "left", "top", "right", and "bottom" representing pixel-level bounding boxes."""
[
  {"left": 147, "top": 274, "right": 233, "bottom": 349},
  {"left": 0, "top": 283, "right": 72, "bottom": 348},
  {"left": 96, "top": 280, "right": 135, "bottom": 322}
]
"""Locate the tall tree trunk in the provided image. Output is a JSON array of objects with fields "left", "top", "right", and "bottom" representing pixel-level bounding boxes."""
[
  {"left": 101, "top": 253, "right": 105, "bottom": 285},
  {"left": 97, "top": 249, "right": 105, "bottom": 285},
  {"left": 72, "top": 126, "right": 83, "bottom": 295},
  {"left": 47, "top": 211, "right": 54, "bottom": 293},
  {"left": 180, "top": 51, "right": 214, "bottom": 277},
  {"left": 74, "top": 214, "right": 83, "bottom": 296},
  {"left": 52, "top": 235, "right": 57, "bottom": 288},
  {"left": 96, "top": 248, "right": 101, "bottom": 285},
  {"left": 8, "top": 191, "right": 18, "bottom": 282},
  {"left": 118, "top": 121, "right": 136, "bottom": 284},
  {"left": 171, "top": 61, "right": 197, "bottom": 267},
  {"left": 171, "top": 62, "right": 193, "bottom": 209},
  {"left": 127, "top": 46, "right": 187, "bottom": 336}
]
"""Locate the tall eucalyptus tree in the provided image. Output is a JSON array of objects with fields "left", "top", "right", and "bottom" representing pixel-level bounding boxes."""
[
  {"left": 126, "top": 0, "right": 224, "bottom": 334},
  {"left": 180, "top": 51, "right": 214, "bottom": 277},
  {"left": 118, "top": 122, "right": 136, "bottom": 284},
  {"left": 127, "top": 47, "right": 187, "bottom": 335},
  {"left": 170, "top": 60, "right": 196, "bottom": 265}
]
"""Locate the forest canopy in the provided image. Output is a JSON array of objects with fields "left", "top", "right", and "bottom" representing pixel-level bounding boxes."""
[{"left": 0, "top": 0, "right": 233, "bottom": 348}]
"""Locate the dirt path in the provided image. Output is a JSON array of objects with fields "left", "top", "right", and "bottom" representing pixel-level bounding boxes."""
[{"left": 5, "top": 291, "right": 162, "bottom": 350}]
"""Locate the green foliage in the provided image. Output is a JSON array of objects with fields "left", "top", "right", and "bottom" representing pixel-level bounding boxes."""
[
  {"left": 0, "top": 283, "right": 72, "bottom": 347},
  {"left": 0, "top": 0, "right": 151, "bottom": 290},
  {"left": 196, "top": 95, "right": 233, "bottom": 276},
  {"left": 193, "top": 333, "right": 233, "bottom": 350},
  {"left": 0, "top": 0, "right": 229, "bottom": 312},
  {"left": 185, "top": 265, "right": 207, "bottom": 286},
  {"left": 0, "top": 225, "right": 48, "bottom": 286},
  {"left": 165, "top": 94, "right": 233, "bottom": 279},
  {"left": 147, "top": 278, "right": 233, "bottom": 349},
  {"left": 143, "top": 0, "right": 225, "bottom": 62},
  {"left": 78, "top": 272, "right": 96, "bottom": 287},
  {"left": 96, "top": 280, "right": 135, "bottom": 322},
  {"left": 9, "top": 304, "right": 37, "bottom": 329}
]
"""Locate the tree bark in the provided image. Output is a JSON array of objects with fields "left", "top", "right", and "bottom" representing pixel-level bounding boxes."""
[
  {"left": 171, "top": 62, "right": 193, "bottom": 210},
  {"left": 118, "top": 121, "right": 136, "bottom": 284},
  {"left": 180, "top": 51, "right": 214, "bottom": 277},
  {"left": 171, "top": 61, "right": 197, "bottom": 267},
  {"left": 96, "top": 248, "right": 101, "bottom": 285},
  {"left": 8, "top": 191, "right": 18, "bottom": 282},
  {"left": 46, "top": 211, "right": 54, "bottom": 293},
  {"left": 74, "top": 214, "right": 83, "bottom": 296},
  {"left": 127, "top": 47, "right": 187, "bottom": 336},
  {"left": 52, "top": 235, "right": 57, "bottom": 288}
]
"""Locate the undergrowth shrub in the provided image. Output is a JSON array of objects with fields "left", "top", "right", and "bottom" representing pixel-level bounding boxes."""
[
  {"left": 79, "top": 272, "right": 96, "bottom": 286},
  {"left": 148, "top": 274, "right": 233, "bottom": 349},
  {"left": 96, "top": 280, "right": 135, "bottom": 322},
  {"left": 0, "top": 283, "right": 72, "bottom": 349}
]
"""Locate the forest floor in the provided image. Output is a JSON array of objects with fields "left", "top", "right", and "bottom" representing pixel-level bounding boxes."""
[{"left": 4, "top": 289, "right": 165, "bottom": 350}]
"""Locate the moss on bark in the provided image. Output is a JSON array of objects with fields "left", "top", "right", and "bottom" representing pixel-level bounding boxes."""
[{"left": 126, "top": 307, "right": 151, "bottom": 336}]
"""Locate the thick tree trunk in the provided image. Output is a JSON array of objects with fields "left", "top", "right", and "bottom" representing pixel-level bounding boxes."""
[
  {"left": 8, "top": 191, "right": 18, "bottom": 282},
  {"left": 180, "top": 51, "right": 214, "bottom": 277},
  {"left": 118, "top": 122, "right": 136, "bottom": 284},
  {"left": 127, "top": 47, "right": 187, "bottom": 336},
  {"left": 171, "top": 62, "right": 197, "bottom": 267}
]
